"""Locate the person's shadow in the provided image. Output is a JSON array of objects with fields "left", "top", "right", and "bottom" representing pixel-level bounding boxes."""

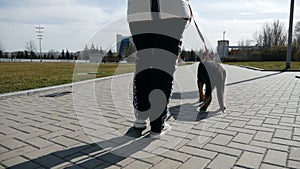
[{"left": 10, "top": 127, "right": 153, "bottom": 169}]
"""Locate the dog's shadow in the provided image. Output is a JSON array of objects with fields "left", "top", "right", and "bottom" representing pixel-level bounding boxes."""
[{"left": 167, "top": 100, "right": 224, "bottom": 122}]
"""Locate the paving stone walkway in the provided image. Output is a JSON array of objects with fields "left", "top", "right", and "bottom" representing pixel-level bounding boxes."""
[{"left": 0, "top": 63, "right": 299, "bottom": 169}]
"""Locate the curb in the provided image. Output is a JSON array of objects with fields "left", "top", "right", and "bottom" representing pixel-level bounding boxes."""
[
  {"left": 0, "top": 73, "right": 134, "bottom": 100},
  {"left": 234, "top": 65, "right": 300, "bottom": 72}
]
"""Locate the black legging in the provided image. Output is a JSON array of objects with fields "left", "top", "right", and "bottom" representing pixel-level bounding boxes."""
[{"left": 129, "top": 18, "right": 187, "bottom": 132}]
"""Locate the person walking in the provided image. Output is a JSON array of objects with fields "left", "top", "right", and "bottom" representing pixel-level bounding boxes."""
[{"left": 127, "top": 0, "right": 190, "bottom": 138}]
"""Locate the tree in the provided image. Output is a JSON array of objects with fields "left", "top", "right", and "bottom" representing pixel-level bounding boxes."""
[
  {"left": 61, "top": 49, "right": 65, "bottom": 59},
  {"left": 25, "top": 40, "right": 37, "bottom": 52},
  {"left": 0, "top": 41, "right": 4, "bottom": 58},
  {"left": 90, "top": 43, "right": 96, "bottom": 52},
  {"left": 24, "top": 50, "right": 29, "bottom": 59},
  {"left": 124, "top": 44, "right": 136, "bottom": 57},
  {"left": 48, "top": 49, "right": 58, "bottom": 59},
  {"left": 66, "top": 50, "right": 70, "bottom": 60},
  {"left": 81, "top": 45, "right": 89, "bottom": 60},
  {"left": 25, "top": 40, "right": 37, "bottom": 61},
  {"left": 254, "top": 19, "right": 287, "bottom": 48},
  {"left": 294, "top": 21, "right": 300, "bottom": 50}
]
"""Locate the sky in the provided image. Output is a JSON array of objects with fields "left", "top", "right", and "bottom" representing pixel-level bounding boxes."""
[{"left": 0, "top": 0, "right": 299, "bottom": 52}]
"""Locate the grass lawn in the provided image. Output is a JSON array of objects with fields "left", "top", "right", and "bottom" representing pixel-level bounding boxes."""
[
  {"left": 0, "top": 62, "right": 135, "bottom": 94},
  {"left": 225, "top": 61, "right": 300, "bottom": 70}
]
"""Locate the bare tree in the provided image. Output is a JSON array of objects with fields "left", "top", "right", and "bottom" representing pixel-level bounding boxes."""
[
  {"left": 254, "top": 19, "right": 287, "bottom": 48},
  {"left": 25, "top": 40, "right": 37, "bottom": 61},
  {"left": 0, "top": 41, "right": 5, "bottom": 52},
  {"left": 124, "top": 43, "right": 136, "bottom": 57},
  {"left": 294, "top": 21, "right": 300, "bottom": 50},
  {"left": 0, "top": 41, "right": 5, "bottom": 58},
  {"left": 25, "top": 40, "right": 37, "bottom": 52}
]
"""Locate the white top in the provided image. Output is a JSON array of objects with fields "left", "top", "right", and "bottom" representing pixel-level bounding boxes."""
[{"left": 127, "top": 0, "right": 191, "bottom": 22}]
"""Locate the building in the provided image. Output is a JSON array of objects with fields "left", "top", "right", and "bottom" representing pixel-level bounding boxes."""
[
  {"left": 217, "top": 40, "right": 229, "bottom": 60},
  {"left": 116, "top": 34, "right": 134, "bottom": 58}
]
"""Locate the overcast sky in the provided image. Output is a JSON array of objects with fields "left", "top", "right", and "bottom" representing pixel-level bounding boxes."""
[{"left": 0, "top": 0, "right": 299, "bottom": 52}]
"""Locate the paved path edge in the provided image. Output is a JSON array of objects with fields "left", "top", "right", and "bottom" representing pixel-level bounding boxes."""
[{"left": 0, "top": 73, "right": 134, "bottom": 100}]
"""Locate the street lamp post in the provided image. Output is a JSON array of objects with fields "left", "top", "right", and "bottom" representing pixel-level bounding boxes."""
[
  {"left": 35, "top": 25, "right": 44, "bottom": 62},
  {"left": 223, "top": 31, "right": 226, "bottom": 59},
  {"left": 286, "top": 0, "right": 295, "bottom": 69}
]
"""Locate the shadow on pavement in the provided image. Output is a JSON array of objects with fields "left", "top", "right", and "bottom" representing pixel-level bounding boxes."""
[
  {"left": 226, "top": 71, "right": 283, "bottom": 86},
  {"left": 10, "top": 128, "right": 153, "bottom": 169},
  {"left": 168, "top": 102, "right": 222, "bottom": 122}
]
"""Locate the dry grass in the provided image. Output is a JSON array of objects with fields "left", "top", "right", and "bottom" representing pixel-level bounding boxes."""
[{"left": 0, "top": 62, "right": 135, "bottom": 94}]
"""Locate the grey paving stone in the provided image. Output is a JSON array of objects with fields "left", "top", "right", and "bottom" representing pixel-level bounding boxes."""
[
  {"left": 236, "top": 151, "right": 264, "bottom": 169},
  {"left": 1, "top": 138, "right": 27, "bottom": 150},
  {"left": 254, "top": 131, "right": 273, "bottom": 142},
  {"left": 260, "top": 163, "right": 286, "bottom": 169},
  {"left": 114, "top": 157, "right": 135, "bottom": 168},
  {"left": 280, "top": 117, "right": 294, "bottom": 123},
  {"left": 263, "top": 150, "right": 287, "bottom": 167},
  {"left": 77, "top": 158, "right": 104, "bottom": 169},
  {"left": 0, "top": 145, "right": 9, "bottom": 154},
  {"left": 232, "top": 133, "right": 254, "bottom": 144},
  {"left": 0, "top": 145, "right": 38, "bottom": 162},
  {"left": 123, "top": 160, "right": 152, "bottom": 169},
  {"left": 248, "top": 119, "right": 264, "bottom": 126},
  {"left": 226, "top": 126, "right": 256, "bottom": 134},
  {"left": 262, "top": 124, "right": 293, "bottom": 131},
  {"left": 274, "top": 129, "right": 292, "bottom": 140},
  {"left": 294, "top": 127, "right": 300, "bottom": 136},
  {"left": 288, "top": 160, "right": 300, "bottom": 169},
  {"left": 211, "top": 134, "right": 233, "bottom": 146},
  {"left": 244, "top": 125, "right": 274, "bottom": 133},
  {"left": 250, "top": 140, "right": 289, "bottom": 152},
  {"left": 50, "top": 136, "right": 80, "bottom": 148},
  {"left": 34, "top": 154, "right": 65, "bottom": 168},
  {"left": 177, "top": 156, "right": 210, "bottom": 169},
  {"left": 230, "top": 120, "right": 247, "bottom": 128},
  {"left": 207, "top": 154, "right": 237, "bottom": 169},
  {"left": 150, "top": 158, "right": 181, "bottom": 169},
  {"left": 228, "top": 142, "right": 266, "bottom": 154},
  {"left": 158, "top": 149, "right": 191, "bottom": 163},
  {"left": 203, "top": 143, "right": 242, "bottom": 157},
  {"left": 24, "top": 137, "right": 54, "bottom": 149},
  {"left": 178, "top": 146, "right": 217, "bottom": 159},
  {"left": 289, "top": 147, "right": 300, "bottom": 161},
  {"left": 24, "top": 144, "right": 64, "bottom": 160},
  {"left": 264, "top": 118, "right": 280, "bottom": 124},
  {"left": 1, "top": 156, "right": 33, "bottom": 168},
  {"left": 272, "top": 138, "right": 300, "bottom": 147}
]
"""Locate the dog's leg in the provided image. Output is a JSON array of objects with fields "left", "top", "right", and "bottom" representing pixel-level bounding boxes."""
[
  {"left": 217, "top": 71, "right": 226, "bottom": 112},
  {"left": 198, "top": 81, "right": 205, "bottom": 102},
  {"left": 200, "top": 95, "right": 212, "bottom": 111}
]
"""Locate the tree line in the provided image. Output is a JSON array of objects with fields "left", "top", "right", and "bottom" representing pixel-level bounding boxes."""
[
  {"left": 226, "top": 20, "right": 300, "bottom": 62},
  {"left": 1, "top": 20, "right": 299, "bottom": 62}
]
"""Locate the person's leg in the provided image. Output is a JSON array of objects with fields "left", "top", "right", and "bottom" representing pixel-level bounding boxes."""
[
  {"left": 148, "top": 18, "right": 187, "bottom": 133},
  {"left": 148, "top": 68, "right": 173, "bottom": 133},
  {"left": 129, "top": 21, "right": 155, "bottom": 127}
]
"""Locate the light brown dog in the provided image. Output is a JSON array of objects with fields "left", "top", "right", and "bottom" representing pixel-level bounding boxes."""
[{"left": 197, "top": 61, "right": 226, "bottom": 112}]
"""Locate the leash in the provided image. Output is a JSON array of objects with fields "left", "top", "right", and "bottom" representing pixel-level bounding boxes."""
[{"left": 188, "top": 4, "right": 209, "bottom": 57}]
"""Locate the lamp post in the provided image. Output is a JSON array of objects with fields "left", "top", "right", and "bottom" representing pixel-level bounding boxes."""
[
  {"left": 35, "top": 25, "right": 44, "bottom": 62},
  {"left": 286, "top": 0, "right": 295, "bottom": 69},
  {"left": 223, "top": 31, "right": 226, "bottom": 59}
]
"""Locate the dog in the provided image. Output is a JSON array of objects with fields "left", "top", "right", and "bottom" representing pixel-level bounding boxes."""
[{"left": 197, "top": 60, "right": 226, "bottom": 112}]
